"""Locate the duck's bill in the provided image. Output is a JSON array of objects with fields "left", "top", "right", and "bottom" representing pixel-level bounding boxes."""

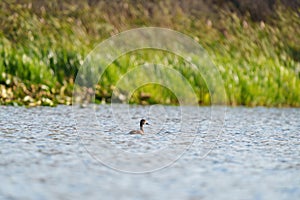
[{"left": 146, "top": 122, "right": 150, "bottom": 125}]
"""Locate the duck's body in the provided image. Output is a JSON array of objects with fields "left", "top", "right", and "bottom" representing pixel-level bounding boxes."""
[
  {"left": 129, "top": 129, "right": 144, "bottom": 134},
  {"left": 129, "top": 119, "right": 149, "bottom": 134}
]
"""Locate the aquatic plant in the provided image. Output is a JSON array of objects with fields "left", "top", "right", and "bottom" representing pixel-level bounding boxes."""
[{"left": 0, "top": 1, "right": 299, "bottom": 106}]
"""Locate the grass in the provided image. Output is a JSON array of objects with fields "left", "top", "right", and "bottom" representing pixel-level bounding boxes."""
[{"left": 0, "top": 1, "right": 299, "bottom": 106}]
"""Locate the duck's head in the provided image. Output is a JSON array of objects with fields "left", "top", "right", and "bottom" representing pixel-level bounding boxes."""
[{"left": 140, "top": 119, "right": 149, "bottom": 127}]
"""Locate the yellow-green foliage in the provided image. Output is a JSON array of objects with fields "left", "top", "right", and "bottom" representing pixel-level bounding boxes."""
[{"left": 0, "top": 1, "right": 299, "bottom": 106}]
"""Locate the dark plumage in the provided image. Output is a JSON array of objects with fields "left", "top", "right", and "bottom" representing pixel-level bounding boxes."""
[{"left": 129, "top": 119, "right": 149, "bottom": 134}]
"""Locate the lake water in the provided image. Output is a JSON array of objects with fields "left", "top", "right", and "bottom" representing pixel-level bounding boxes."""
[{"left": 0, "top": 105, "right": 299, "bottom": 199}]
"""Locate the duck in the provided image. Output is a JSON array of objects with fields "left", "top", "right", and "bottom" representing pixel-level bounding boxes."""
[{"left": 129, "top": 119, "right": 149, "bottom": 134}]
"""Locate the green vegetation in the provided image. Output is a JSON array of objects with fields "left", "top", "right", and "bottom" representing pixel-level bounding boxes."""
[{"left": 0, "top": 0, "right": 299, "bottom": 106}]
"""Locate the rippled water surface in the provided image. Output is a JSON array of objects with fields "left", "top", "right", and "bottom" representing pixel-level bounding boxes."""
[{"left": 0, "top": 105, "right": 299, "bottom": 199}]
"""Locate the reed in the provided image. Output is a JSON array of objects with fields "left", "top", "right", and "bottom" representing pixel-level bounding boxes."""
[{"left": 0, "top": 1, "right": 299, "bottom": 106}]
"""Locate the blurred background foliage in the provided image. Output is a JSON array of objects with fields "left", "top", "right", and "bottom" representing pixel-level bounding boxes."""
[{"left": 0, "top": 0, "right": 299, "bottom": 106}]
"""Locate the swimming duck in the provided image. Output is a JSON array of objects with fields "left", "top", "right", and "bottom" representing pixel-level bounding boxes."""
[{"left": 129, "top": 119, "right": 149, "bottom": 134}]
